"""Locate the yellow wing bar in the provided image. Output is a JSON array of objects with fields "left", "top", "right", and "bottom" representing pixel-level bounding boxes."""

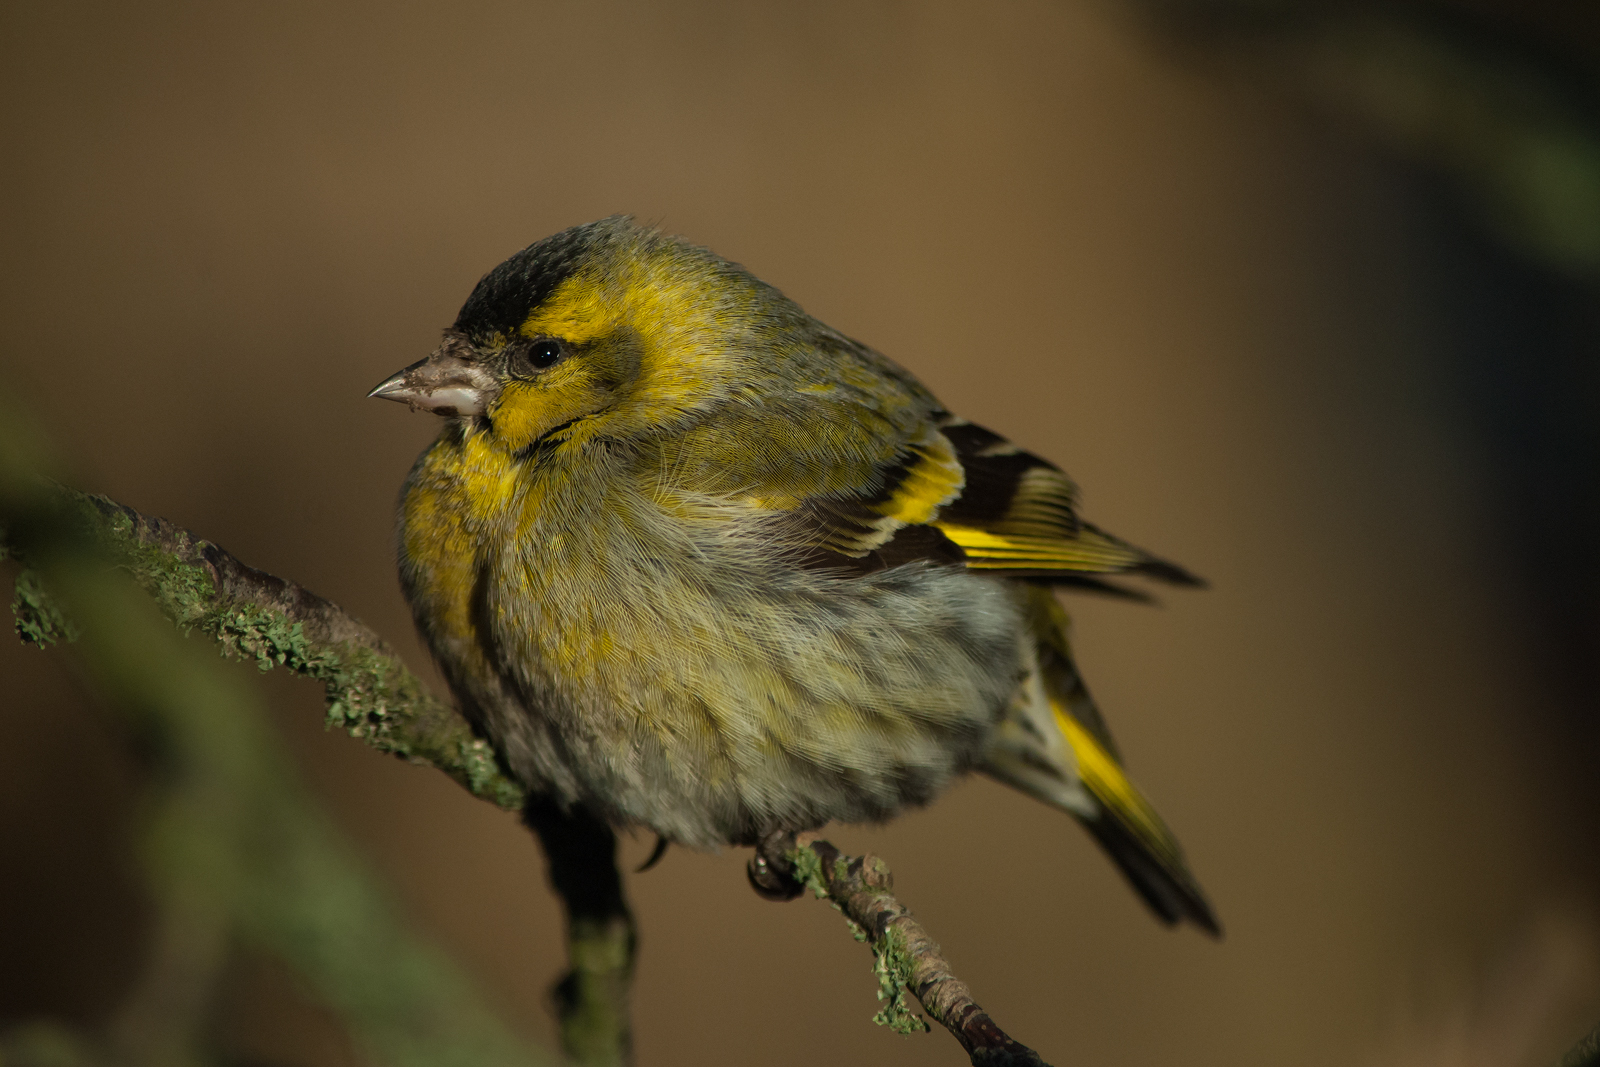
[
  {"left": 875, "top": 434, "right": 965, "bottom": 527},
  {"left": 934, "top": 523, "right": 1148, "bottom": 573}
]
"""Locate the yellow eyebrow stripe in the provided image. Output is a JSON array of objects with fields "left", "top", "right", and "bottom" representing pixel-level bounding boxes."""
[{"left": 517, "top": 272, "right": 620, "bottom": 345}]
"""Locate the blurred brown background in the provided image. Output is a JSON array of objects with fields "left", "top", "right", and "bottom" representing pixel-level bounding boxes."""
[{"left": 4, "top": 1, "right": 1599, "bottom": 1065}]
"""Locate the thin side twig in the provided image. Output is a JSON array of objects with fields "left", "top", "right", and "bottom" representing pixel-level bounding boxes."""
[{"left": 754, "top": 836, "right": 1053, "bottom": 1067}]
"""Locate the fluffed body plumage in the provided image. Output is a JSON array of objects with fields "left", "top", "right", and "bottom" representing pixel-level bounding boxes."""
[{"left": 375, "top": 217, "right": 1219, "bottom": 933}]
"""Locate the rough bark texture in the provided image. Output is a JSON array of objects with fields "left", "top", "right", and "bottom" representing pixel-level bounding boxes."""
[{"left": 754, "top": 835, "right": 1053, "bottom": 1067}]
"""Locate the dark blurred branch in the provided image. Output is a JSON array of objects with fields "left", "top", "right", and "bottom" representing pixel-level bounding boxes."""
[
  {"left": 105, "top": 899, "right": 229, "bottom": 1067},
  {"left": 751, "top": 835, "right": 1052, "bottom": 1067},
  {"left": 1561, "top": 1020, "right": 1600, "bottom": 1067},
  {"left": 525, "top": 798, "right": 637, "bottom": 1067},
  {"left": 0, "top": 421, "right": 651, "bottom": 1066},
  {"left": 1130, "top": 1, "right": 1600, "bottom": 277}
]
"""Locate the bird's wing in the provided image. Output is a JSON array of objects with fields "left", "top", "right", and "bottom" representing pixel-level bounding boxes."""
[{"left": 771, "top": 414, "right": 1203, "bottom": 590}]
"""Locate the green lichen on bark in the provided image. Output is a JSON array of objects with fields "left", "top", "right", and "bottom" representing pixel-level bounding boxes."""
[
  {"left": 12, "top": 567, "right": 77, "bottom": 646},
  {"left": 69, "top": 495, "right": 218, "bottom": 629},
  {"left": 202, "top": 601, "right": 521, "bottom": 810},
  {"left": 211, "top": 604, "right": 402, "bottom": 747},
  {"left": 784, "top": 844, "right": 928, "bottom": 1036},
  {"left": 0, "top": 492, "right": 550, "bottom": 1067},
  {"left": 870, "top": 924, "right": 929, "bottom": 1035},
  {"left": 789, "top": 844, "right": 829, "bottom": 899},
  {"left": 2, "top": 483, "right": 525, "bottom": 813},
  {"left": 457, "top": 736, "right": 521, "bottom": 807}
]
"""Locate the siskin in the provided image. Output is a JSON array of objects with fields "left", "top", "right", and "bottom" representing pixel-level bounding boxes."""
[{"left": 371, "top": 216, "right": 1218, "bottom": 934}]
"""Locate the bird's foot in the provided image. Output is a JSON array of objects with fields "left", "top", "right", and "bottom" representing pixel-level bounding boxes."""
[{"left": 746, "top": 830, "right": 805, "bottom": 901}]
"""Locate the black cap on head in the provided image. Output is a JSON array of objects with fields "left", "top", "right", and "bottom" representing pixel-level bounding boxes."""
[{"left": 453, "top": 216, "right": 638, "bottom": 341}]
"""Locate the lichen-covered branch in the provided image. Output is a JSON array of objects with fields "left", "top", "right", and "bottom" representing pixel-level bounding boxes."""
[
  {"left": 0, "top": 419, "right": 549, "bottom": 1067},
  {"left": 6, "top": 481, "right": 522, "bottom": 811},
  {"left": 752, "top": 836, "right": 1053, "bottom": 1067}
]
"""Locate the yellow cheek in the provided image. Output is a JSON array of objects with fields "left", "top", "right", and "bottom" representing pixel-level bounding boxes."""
[
  {"left": 489, "top": 382, "right": 557, "bottom": 450},
  {"left": 490, "top": 375, "right": 612, "bottom": 452}
]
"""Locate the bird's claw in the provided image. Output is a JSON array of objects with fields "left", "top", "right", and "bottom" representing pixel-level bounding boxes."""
[{"left": 747, "top": 833, "right": 805, "bottom": 901}]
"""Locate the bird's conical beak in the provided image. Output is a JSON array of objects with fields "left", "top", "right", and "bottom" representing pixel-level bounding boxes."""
[{"left": 368, "top": 341, "right": 498, "bottom": 417}]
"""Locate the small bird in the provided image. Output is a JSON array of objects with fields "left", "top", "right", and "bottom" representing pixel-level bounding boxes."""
[{"left": 371, "top": 216, "right": 1218, "bottom": 934}]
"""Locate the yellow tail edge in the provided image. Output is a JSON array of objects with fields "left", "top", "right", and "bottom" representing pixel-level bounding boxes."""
[{"left": 1054, "top": 701, "right": 1222, "bottom": 937}]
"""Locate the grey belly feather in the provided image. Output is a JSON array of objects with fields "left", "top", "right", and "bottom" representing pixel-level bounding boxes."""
[{"left": 475, "top": 544, "right": 1026, "bottom": 848}]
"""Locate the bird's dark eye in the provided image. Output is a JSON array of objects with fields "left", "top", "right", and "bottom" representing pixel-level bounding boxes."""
[
  {"left": 512, "top": 342, "right": 569, "bottom": 379},
  {"left": 529, "top": 340, "right": 564, "bottom": 369}
]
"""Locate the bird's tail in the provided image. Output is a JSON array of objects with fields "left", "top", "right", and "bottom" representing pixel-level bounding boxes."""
[{"left": 981, "top": 589, "right": 1221, "bottom": 936}]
